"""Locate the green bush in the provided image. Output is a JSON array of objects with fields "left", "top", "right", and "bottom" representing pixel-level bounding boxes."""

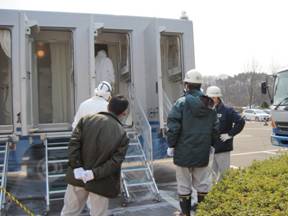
[
  {"left": 197, "top": 154, "right": 288, "bottom": 216},
  {"left": 261, "top": 101, "right": 270, "bottom": 109}
]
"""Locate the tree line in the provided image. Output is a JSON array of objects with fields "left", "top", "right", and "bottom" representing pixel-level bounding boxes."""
[{"left": 202, "top": 72, "right": 274, "bottom": 108}]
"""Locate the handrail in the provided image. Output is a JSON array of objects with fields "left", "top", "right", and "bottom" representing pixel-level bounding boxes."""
[
  {"left": 162, "top": 90, "right": 173, "bottom": 125},
  {"left": 128, "top": 85, "right": 153, "bottom": 166}
]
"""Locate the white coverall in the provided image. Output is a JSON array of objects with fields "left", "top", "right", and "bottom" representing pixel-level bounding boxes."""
[
  {"left": 72, "top": 96, "right": 108, "bottom": 129},
  {"left": 95, "top": 50, "right": 115, "bottom": 85}
]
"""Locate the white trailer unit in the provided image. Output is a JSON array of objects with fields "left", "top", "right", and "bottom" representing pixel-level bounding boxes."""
[{"left": 0, "top": 9, "right": 195, "bottom": 214}]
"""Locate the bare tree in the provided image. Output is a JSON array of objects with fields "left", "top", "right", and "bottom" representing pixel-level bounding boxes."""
[{"left": 243, "top": 60, "right": 261, "bottom": 108}]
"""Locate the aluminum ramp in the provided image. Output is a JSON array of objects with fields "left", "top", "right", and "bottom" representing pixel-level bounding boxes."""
[{"left": 121, "top": 130, "right": 160, "bottom": 206}]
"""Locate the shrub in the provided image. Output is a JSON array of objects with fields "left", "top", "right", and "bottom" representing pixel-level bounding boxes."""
[{"left": 197, "top": 154, "right": 288, "bottom": 216}]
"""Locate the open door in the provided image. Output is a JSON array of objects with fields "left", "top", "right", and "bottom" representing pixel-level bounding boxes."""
[
  {"left": 32, "top": 30, "right": 74, "bottom": 131},
  {"left": 144, "top": 21, "right": 184, "bottom": 131},
  {"left": 0, "top": 29, "right": 13, "bottom": 134},
  {"left": 145, "top": 19, "right": 194, "bottom": 133},
  {"left": 20, "top": 14, "right": 75, "bottom": 133},
  {"left": 144, "top": 21, "right": 164, "bottom": 128},
  {"left": 94, "top": 31, "right": 131, "bottom": 95},
  {"left": 89, "top": 21, "right": 132, "bottom": 125},
  {"left": 159, "top": 33, "right": 184, "bottom": 126}
]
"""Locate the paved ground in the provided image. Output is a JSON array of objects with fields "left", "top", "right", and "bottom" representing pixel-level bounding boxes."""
[
  {"left": 231, "top": 121, "right": 286, "bottom": 167},
  {"left": 108, "top": 121, "right": 287, "bottom": 216},
  {"left": 6, "top": 121, "right": 288, "bottom": 215},
  {"left": 108, "top": 121, "right": 288, "bottom": 216}
]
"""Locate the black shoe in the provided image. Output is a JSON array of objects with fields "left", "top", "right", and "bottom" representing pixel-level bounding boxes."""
[{"left": 179, "top": 194, "right": 191, "bottom": 216}]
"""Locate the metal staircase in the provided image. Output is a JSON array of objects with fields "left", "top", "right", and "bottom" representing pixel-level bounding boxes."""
[
  {"left": 0, "top": 135, "right": 10, "bottom": 211},
  {"left": 44, "top": 132, "right": 71, "bottom": 212},
  {"left": 121, "top": 85, "right": 161, "bottom": 206},
  {"left": 43, "top": 85, "right": 161, "bottom": 210},
  {"left": 121, "top": 130, "right": 160, "bottom": 206}
]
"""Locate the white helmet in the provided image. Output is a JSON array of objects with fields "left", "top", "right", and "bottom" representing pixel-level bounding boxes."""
[
  {"left": 94, "top": 81, "right": 112, "bottom": 100},
  {"left": 183, "top": 69, "right": 202, "bottom": 84},
  {"left": 206, "top": 86, "right": 222, "bottom": 97}
]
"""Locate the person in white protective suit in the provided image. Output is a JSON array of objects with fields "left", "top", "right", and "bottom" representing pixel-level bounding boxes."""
[
  {"left": 72, "top": 81, "right": 112, "bottom": 130},
  {"left": 95, "top": 50, "right": 115, "bottom": 86}
]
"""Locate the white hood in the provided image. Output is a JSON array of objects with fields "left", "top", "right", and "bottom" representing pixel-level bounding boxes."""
[{"left": 95, "top": 50, "right": 115, "bottom": 84}]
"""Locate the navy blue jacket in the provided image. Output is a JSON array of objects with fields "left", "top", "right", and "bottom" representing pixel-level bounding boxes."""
[{"left": 214, "top": 102, "right": 245, "bottom": 153}]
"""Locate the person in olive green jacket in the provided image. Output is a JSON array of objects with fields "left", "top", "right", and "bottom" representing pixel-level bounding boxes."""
[
  {"left": 61, "top": 95, "right": 129, "bottom": 216},
  {"left": 166, "top": 69, "right": 218, "bottom": 216}
]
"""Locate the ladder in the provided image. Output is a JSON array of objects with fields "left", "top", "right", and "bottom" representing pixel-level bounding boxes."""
[
  {"left": 121, "top": 130, "right": 160, "bottom": 206},
  {"left": 44, "top": 132, "right": 71, "bottom": 212},
  {"left": 0, "top": 135, "right": 10, "bottom": 211}
]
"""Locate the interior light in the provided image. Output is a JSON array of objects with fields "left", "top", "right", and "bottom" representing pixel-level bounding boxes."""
[{"left": 37, "top": 50, "right": 45, "bottom": 58}]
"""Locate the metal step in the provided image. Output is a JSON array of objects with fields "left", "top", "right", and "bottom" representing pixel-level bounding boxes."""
[
  {"left": 126, "top": 132, "right": 138, "bottom": 139},
  {"left": 48, "top": 146, "right": 68, "bottom": 151},
  {"left": 122, "top": 166, "right": 148, "bottom": 172},
  {"left": 125, "top": 155, "right": 144, "bottom": 159},
  {"left": 44, "top": 132, "right": 72, "bottom": 139},
  {"left": 48, "top": 159, "right": 68, "bottom": 164},
  {"left": 49, "top": 189, "right": 66, "bottom": 195},
  {"left": 47, "top": 142, "right": 69, "bottom": 146},
  {"left": 49, "top": 197, "right": 65, "bottom": 201},
  {"left": 126, "top": 148, "right": 143, "bottom": 156},
  {"left": 129, "top": 142, "right": 140, "bottom": 146},
  {"left": 125, "top": 181, "right": 154, "bottom": 187},
  {"left": 48, "top": 173, "right": 66, "bottom": 178}
]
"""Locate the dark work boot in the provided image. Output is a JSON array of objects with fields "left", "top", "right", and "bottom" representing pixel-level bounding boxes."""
[
  {"left": 179, "top": 194, "right": 191, "bottom": 216},
  {"left": 197, "top": 192, "right": 208, "bottom": 203}
]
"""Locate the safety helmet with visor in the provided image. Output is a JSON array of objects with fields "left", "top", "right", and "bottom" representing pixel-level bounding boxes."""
[{"left": 94, "top": 81, "right": 112, "bottom": 101}]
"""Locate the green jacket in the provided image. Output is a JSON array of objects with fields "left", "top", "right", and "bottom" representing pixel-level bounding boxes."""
[
  {"left": 167, "top": 90, "right": 218, "bottom": 167},
  {"left": 65, "top": 112, "right": 129, "bottom": 198}
]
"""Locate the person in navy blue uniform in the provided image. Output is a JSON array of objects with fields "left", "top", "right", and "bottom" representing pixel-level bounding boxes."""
[{"left": 206, "top": 86, "right": 245, "bottom": 181}]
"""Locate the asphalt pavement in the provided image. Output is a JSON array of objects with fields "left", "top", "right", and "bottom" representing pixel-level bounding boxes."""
[
  {"left": 7, "top": 121, "right": 288, "bottom": 215},
  {"left": 109, "top": 121, "right": 288, "bottom": 216}
]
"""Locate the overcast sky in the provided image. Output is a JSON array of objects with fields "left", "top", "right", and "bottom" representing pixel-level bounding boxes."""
[{"left": 1, "top": 0, "right": 288, "bottom": 76}]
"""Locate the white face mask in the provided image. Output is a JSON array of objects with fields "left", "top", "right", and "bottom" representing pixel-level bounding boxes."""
[
  {"left": 118, "top": 109, "right": 129, "bottom": 124},
  {"left": 119, "top": 115, "right": 128, "bottom": 124}
]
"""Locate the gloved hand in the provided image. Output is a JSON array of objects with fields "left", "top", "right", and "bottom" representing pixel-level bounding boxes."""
[
  {"left": 83, "top": 170, "right": 94, "bottom": 183},
  {"left": 220, "top": 133, "right": 232, "bottom": 142},
  {"left": 167, "top": 147, "right": 174, "bottom": 157},
  {"left": 73, "top": 167, "right": 85, "bottom": 180}
]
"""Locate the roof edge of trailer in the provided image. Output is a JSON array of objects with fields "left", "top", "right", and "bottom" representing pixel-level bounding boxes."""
[{"left": 0, "top": 8, "right": 193, "bottom": 24}]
